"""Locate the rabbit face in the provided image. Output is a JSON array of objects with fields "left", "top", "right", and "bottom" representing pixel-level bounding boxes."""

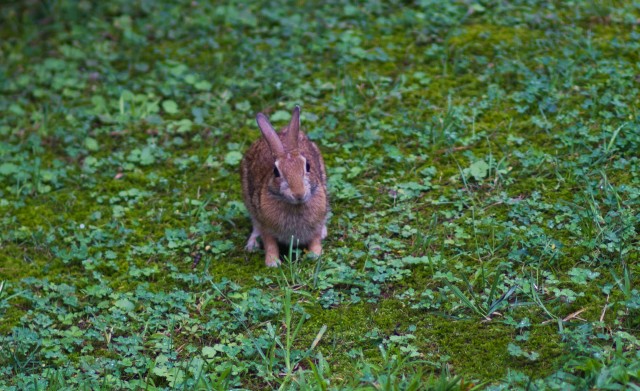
[{"left": 270, "top": 152, "right": 311, "bottom": 204}]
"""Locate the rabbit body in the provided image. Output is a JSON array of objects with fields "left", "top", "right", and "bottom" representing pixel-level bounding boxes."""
[{"left": 241, "top": 106, "right": 328, "bottom": 267}]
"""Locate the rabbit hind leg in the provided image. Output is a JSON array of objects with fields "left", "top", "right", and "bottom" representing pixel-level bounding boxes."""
[{"left": 245, "top": 225, "right": 261, "bottom": 252}]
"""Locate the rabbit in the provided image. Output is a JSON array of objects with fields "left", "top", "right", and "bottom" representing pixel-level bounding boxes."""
[{"left": 241, "top": 106, "right": 329, "bottom": 267}]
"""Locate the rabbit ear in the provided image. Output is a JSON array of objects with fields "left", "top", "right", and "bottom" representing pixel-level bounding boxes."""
[
  {"left": 286, "top": 105, "right": 301, "bottom": 149},
  {"left": 257, "top": 113, "right": 284, "bottom": 157}
]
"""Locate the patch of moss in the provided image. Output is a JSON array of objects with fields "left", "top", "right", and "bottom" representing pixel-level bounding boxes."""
[{"left": 301, "top": 299, "right": 562, "bottom": 383}]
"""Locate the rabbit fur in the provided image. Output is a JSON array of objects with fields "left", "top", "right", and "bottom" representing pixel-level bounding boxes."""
[{"left": 241, "top": 106, "right": 329, "bottom": 267}]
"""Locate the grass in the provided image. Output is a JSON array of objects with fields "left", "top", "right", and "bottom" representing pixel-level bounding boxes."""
[{"left": 1, "top": 0, "right": 640, "bottom": 389}]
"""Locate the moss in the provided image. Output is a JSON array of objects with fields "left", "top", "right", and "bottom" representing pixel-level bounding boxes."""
[
  {"left": 0, "top": 301, "right": 27, "bottom": 334},
  {"left": 448, "top": 24, "right": 544, "bottom": 57},
  {"left": 300, "top": 299, "right": 562, "bottom": 383},
  {"left": 424, "top": 315, "right": 562, "bottom": 380}
]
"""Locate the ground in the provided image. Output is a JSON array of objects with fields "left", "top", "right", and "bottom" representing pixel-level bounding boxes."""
[{"left": 0, "top": 1, "right": 639, "bottom": 390}]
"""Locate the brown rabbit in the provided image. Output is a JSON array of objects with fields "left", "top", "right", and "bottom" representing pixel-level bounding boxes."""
[{"left": 241, "top": 106, "right": 329, "bottom": 267}]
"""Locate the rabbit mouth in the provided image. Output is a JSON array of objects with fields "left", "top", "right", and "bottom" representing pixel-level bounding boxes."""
[
  {"left": 268, "top": 188, "right": 314, "bottom": 205},
  {"left": 288, "top": 194, "right": 310, "bottom": 204},
  {"left": 283, "top": 191, "right": 311, "bottom": 205}
]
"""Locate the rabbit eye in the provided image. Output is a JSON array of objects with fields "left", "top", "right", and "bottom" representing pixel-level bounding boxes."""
[
  {"left": 273, "top": 166, "right": 280, "bottom": 178},
  {"left": 305, "top": 161, "right": 311, "bottom": 172}
]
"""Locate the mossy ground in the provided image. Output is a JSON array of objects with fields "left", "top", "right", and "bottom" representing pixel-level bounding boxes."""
[{"left": 1, "top": 1, "right": 640, "bottom": 390}]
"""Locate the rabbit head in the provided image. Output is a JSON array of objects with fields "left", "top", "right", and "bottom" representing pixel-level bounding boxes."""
[{"left": 256, "top": 107, "right": 315, "bottom": 205}]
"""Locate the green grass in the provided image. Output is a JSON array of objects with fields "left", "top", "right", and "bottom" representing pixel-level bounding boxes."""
[{"left": 1, "top": 0, "right": 640, "bottom": 389}]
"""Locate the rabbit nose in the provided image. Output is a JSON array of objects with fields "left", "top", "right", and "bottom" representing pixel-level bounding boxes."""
[{"left": 292, "top": 192, "right": 307, "bottom": 202}]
